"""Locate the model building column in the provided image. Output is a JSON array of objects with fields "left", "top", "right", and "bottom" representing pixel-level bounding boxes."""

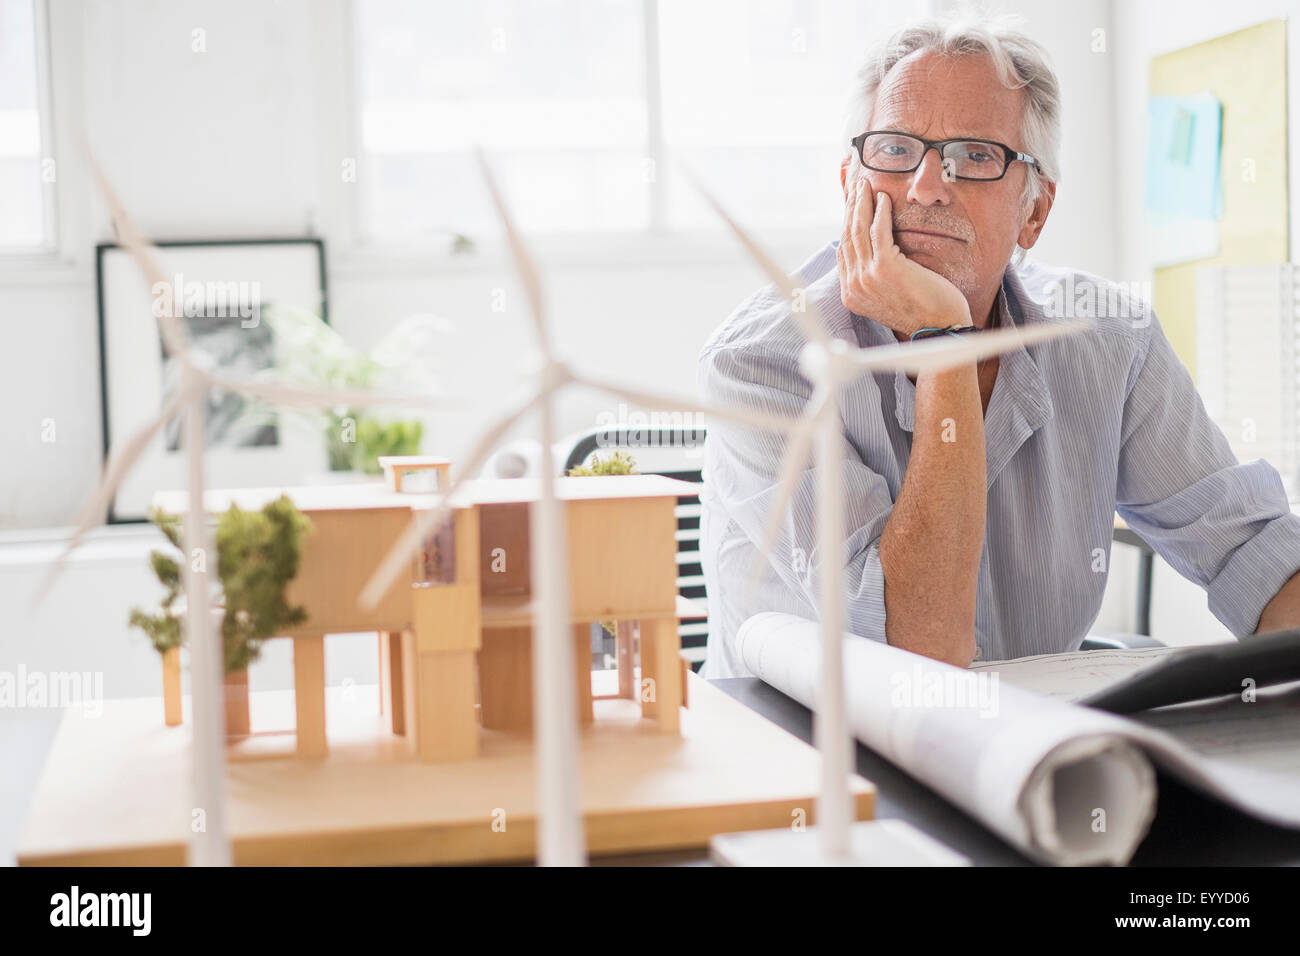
[
  {"left": 378, "top": 630, "right": 405, "bottom": 736},
  {"left": 614, "top": 621, "right": 636, "bottom": 699},
  {"left": 406, "top": 505, "right": 483, "bottom": 761},
  {"left": 574, "top": 623, "right": 594, "bottom": 726},
  {"left": 639, "top": 616, "right": 682, "bottom": 734},
  {"left": 293, "top": 634, "right": 327, "bottom": 757},
  {"left": 403, "top": 630, "right": 479, "bottom": 762}
]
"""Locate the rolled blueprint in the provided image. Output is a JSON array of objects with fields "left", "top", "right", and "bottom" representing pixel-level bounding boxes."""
[{"left": 737, "top": 612, "right": 1157, "bottom": 865}]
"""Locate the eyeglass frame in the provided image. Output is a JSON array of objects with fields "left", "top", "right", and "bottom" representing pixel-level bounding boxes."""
[{"left": 850, "top": 130, "right": 1042, "bottom": 182}]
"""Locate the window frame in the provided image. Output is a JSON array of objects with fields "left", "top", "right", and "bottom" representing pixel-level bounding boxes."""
[
  {"left": 0, "top": 0, "right": 58, "bottom": 260},
  {"left": 0, "top": 0, "right": 92, "bottom": 283}
]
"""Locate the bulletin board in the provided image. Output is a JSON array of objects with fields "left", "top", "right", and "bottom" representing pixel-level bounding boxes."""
[{"left": 1149, "top": 19, "right": 1289, "bottom": 374}]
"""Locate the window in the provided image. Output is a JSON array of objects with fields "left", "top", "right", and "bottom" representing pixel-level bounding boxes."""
[
  {"left": 355, "top": 0, "right": 649, "bottom": 243},
  {"left": 657, "top": 0, "right": 921, "bottom": 230},
  {"left": 0, "top": 0, "right": 53, "bottom": 251},
  {"left": 352, "top": 0, "right": 923, "bottom": 244}
]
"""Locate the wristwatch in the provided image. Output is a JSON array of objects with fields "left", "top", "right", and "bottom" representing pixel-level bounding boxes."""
[{"left": 909, "top": 324, "right": 979, "bottom": 342}]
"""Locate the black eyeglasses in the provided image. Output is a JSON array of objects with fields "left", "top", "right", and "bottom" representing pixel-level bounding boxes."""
[{"left": 851, "top": 130, "right": 1041, "bottom": 182}]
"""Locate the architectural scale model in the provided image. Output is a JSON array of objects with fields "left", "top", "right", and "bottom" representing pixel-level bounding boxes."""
[
  {"left": 20, "top": 464, "right": 878, "bottom": 865},
  {"left": 149, "top": 465, "right": 696, "bottom": 761}
]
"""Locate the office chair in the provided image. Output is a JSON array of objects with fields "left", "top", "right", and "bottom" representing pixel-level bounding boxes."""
[
  {"left": 1112, "top": 522, "right": 1156, "bottom": 636},
  {"left": 1081, "top": 631, "right": 1165, "bottom": 650},
  {"left": 1089, "top": 522, "right": 1163, "bottom": 649}
]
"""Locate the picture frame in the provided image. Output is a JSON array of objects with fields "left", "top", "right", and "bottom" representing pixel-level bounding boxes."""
[{"left": 96, "top": 237, "right": 329, "bottom": 522}]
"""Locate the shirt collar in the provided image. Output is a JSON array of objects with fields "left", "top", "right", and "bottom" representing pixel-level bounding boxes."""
[{"left": 886, "top": 263, "right": 1055, "bottom": 490}]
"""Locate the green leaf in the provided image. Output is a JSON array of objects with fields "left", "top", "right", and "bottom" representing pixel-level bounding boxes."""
[{"left": 568, "top": 451, "right": 638, "bottom": 476}]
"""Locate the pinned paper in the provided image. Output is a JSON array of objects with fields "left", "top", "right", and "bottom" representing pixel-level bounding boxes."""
[{"left": 1144, "top": 93, "right": 1223, "bottom": 266}]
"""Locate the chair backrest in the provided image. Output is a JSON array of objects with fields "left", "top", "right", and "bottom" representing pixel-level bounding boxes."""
[{"left": 562, "top": 426, "right": 708, "bottom": 665}]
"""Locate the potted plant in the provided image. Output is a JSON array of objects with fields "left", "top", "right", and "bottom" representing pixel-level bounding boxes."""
[
  {"left": 567, "top": 450, "right": 638, "bottom": 477},
  {"left": 130, "top": 496, "right": 313, "bottom": 735},
  {"left": 259, "top": 306, "right": 448, "bottom": 477}
]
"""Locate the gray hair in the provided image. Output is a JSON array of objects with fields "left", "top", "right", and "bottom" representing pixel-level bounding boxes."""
[{"left": 841, "top": 11, "right": 1061, "bottom": 247}]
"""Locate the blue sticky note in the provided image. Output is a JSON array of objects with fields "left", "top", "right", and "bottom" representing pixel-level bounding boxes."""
[{"left": 1145, "top": 94, "right": 1223, "bottom": 221}]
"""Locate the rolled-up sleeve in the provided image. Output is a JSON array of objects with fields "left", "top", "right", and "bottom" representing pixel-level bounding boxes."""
[
  {"left": 699, "top": 340, "right": 896, "bottom": 642},
  {"left": 1115, "top": 313, "right": 1300, "bottom": 636}
]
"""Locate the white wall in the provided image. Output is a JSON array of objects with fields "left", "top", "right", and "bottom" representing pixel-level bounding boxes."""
[{"left": 968, "top": 0, "right": 1120, "bottom": 279}]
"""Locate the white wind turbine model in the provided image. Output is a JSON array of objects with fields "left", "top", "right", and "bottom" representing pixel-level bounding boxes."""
[
  {"left": 687, "top": 170, "right": 1090, "bottom": 865},
  {"left": 360, "top": 151, "right": 1088, "bottom": 867},
  {"left": 32, "top": 154, "right": 463, "bottom": 867}
]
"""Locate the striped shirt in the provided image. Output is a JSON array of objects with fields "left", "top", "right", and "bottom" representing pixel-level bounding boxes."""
[{"left": 698, "top": 241, "right": 1300, "bottom": 678}]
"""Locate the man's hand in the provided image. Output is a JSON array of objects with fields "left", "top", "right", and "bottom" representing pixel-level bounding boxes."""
[{"left": 837, "top": 178, "right": 971, "bottom": 337}]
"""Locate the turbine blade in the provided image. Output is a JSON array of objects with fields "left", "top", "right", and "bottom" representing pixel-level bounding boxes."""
[
  {"left": 30, "top": 380, "right": 189, "bottom": 610},
  {"left": 580, "top": 372, "right": 801, "bottom": 436},
  {"left": 82, "top": 139, "right": 189, "bottom": 359},
  {"left": 851, "top": 319, "right": 1090, "bottom": 376},
  {"left": 680, "top": 163, "right": 832, "bottom": 347},
  {"left": 474, "top": 148, "right": 550, "bottom": 353},
  {"left": 206, "top": 373, "right": 460, "bottom": 411},
  {"left": 744, "top": 389, "right": 829, "bottom": 605},
  {"left": 358, "top": 399, "right": 533, "bottom": 609}
]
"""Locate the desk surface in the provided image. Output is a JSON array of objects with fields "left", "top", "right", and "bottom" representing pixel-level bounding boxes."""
[
  {"left": 8, "top": 677, "right": 1299, "bottom": 866},
  {"left": 700, "top": 679, "right": 1300, "bottom": 866}
]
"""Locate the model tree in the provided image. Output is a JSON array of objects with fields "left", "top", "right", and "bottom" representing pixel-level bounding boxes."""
[
  {"left": 214, "top": 496, "right": 313, "bottom": 673},
  {"left": 130, "top": 496, "right": 313, "bottom": 675},
  {"left": 127, "top": 510, "right": 186, "bottom": 657}
]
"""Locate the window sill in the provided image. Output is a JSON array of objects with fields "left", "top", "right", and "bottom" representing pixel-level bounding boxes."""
[
  {"left": 0, "top": 524, "right": 162, "bottom": 571},
  {"left": 0, "top": 250, "right": 91, "bottom": 287}
]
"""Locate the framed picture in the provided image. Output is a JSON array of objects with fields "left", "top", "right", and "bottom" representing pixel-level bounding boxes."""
[{"left": 96, "top": 238, "right": 328, "bottom": 522}]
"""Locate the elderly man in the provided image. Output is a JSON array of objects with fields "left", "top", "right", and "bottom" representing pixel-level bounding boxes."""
[{"left": 699, "top": 14, "right": 1300, "bottom": 677}]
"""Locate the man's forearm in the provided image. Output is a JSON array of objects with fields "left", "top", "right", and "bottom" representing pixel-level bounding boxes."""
[{"left": 878, "top": 363, "right": 986, "bottom": 666}]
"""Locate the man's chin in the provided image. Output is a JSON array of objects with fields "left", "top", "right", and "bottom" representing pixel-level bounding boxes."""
[
  {"left": 903, "top": 251, "right": 976, "bottom": 298},
  {"left": 902, "top": 246, "right": 943, "bottom": 263},
  {"left": 904, "top": 248, "right": 955, "bottom": 276}
]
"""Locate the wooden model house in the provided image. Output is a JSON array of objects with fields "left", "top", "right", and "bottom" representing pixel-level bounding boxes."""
[{"left": 152, "top": 466, "right": 695, "bottom": 762}]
